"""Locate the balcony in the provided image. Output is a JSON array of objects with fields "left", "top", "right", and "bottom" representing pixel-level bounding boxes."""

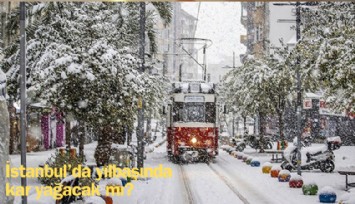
[{"left": 241, "top": 15, "right": 248, "bottom": 27}]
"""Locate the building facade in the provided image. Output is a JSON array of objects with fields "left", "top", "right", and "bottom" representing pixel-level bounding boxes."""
[
  {"left": 240, "top": 2, "right": 296, "bottom": 59},
  {"left": 155, "top": 3, "right": 198, "bottom": 82}
]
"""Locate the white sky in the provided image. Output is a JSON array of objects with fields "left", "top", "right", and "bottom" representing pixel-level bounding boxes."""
[{"left": 181, "top": 2, "right": 246, "bottom": 65}]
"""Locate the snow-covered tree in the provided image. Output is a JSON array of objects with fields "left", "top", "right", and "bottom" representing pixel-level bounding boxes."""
[
  {"left": 295, "top": 2, "right": 355, "bottom": 112},
  {"left": 0, "top": 68, "right": 14, "bottom": 204},
  {"left": 1, "top": 2, "right": 172, "bottom": 165},
  {"left": 222, "top": 55, "right": 275, "bottom": 152}
]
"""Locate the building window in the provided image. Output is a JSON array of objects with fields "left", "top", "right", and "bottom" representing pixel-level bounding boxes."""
[
  {"left": 254, "top": 24, "right": 263, "bottom": 42},
  {"left": 255, "top": 2, "right": 264, "bottom": 7}
]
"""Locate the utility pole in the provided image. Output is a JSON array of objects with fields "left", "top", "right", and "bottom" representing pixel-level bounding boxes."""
[
  {"left": 137, "top": 2, "right": 146, "bottom": 169},
  {"left": 20, "top": 2, "right": 27, "bottom": 204},
  {"left": 295, "top": 1, "right": 302, "bottom": 176}
]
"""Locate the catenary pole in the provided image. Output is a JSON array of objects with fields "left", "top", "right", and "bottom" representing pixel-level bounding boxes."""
[
  {"left": 296, "top": 1, "right": 302, "bottom": 176},
  {"left": 137, "top": 2, "right": 146, "bottom": 169},
  {"left": 20, "top": 2, "right": 27, "bottom": 204}
]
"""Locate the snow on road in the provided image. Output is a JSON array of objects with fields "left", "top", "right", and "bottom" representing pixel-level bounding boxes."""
[
  {"left": 9, "top": 139, "right": 355, "bottom": 204},
  {"left": 181, "top": 164, "right": 244, "bottom": 204}
]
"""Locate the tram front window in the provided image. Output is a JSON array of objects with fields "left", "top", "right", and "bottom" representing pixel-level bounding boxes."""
[
  {"left": 173, "top": 102, "right": 215, "bottom": 123},
  {"left": 183, "top": 103, "right": 205, "bottom": 122}
]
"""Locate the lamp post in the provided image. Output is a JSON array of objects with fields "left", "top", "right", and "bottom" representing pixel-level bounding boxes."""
[
  {"left": 137, "top": 2, "right": 146, "bottom": 169},
  {"left": 295, "top": 1, "right": 302, "bottom": 176},
  {"left": 19, "top": 2, "right": 27, "bottom": 204},
  {"left": 273, "top": 1, "right": 303, "bottom": 176}
]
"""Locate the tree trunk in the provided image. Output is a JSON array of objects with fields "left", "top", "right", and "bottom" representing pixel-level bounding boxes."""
[
  {"left": 8, "top": 104, "right": 17, "bottom": 154},
  {"left": 78, "top": 122, "right": 85, "bottom": 158},
  {"left": 278, "top": 110, "right": 284, "bottom": 141},
  {"left": 0, "top": 100, "right": 14, "bottom": 204},
  {"left": 94, "top": 126, "right": 113, "bottom": 167},
  {"left": 259, "top": 111, "right": 266, "bottom": 153},
  {"left": 65, "top": 118, "right": 71, "bottom": 152},
  {"left": 146, "top": 116, "right": 152, "bottom": 143},
  {"left": 243, "top": 115, "right": 248, "bottom": 136},
  {"left": 112, "top": 125, "right": 126, "bottom": 144}
]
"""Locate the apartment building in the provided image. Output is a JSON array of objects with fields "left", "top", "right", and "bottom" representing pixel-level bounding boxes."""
[
  {"left": 155, "top": 3, "right": 198, "bottom": 82},
  {"left": 240, "top": 2, "right": 296, "bottom": 60}
]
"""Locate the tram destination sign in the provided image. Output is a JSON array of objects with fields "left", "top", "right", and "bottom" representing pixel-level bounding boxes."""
[{"left": 185, "top": 96, "right": 205, "bottom": 103}]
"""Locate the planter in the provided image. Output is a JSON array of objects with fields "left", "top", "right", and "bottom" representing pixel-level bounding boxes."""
[
  {"left": 278, "top": 170, "right": 291, "bottom": 182},
  {"left": 102, "top": 196, "right": 113, "bottom": 204},
  {"left": 237, "top": 153, "right": 244, "bottom": 160},
  {"left": 242, "top": 155, "right": 249, "bottom": 162},
  {"left": 319, "top": 186, "right": 337, "bottom": 203},
  {"left": 262, "top": 162, "right": 272, "bottom": 174},
  {"left": 270, "top": 166, "right": 282, "bottom": 178},
  {"left": 246, "top": 157, "right": 253, "bottom": 165},
  {"left": 289, "top": 174, "right": 303, "bottom": 188},
  {"left": 120, "top": 178, "right": 128, "bottom": 186},
  {"left": 302, "top": 183, "right": 318, "bottom": 195},
  {"left": 319, "top": 194, "right": 337, "bottom": 203},
  {"left": 70, "top": 148, "right": 77, "bottom": 158},
  {"left": 250, "top": 160, "right": 260, "bottom": 167},
  {"left": 58, "top": 148, "right": 66, "bottom": 156}
]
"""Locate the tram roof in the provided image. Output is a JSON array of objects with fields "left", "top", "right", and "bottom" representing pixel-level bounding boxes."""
[{"left": 171, "top": 82, "right": 216, "bottom": 94}]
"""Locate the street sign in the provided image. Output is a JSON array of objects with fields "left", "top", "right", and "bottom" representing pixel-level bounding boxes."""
[{"left": 303, "top": 98, "right": 312, "bottom": 109}]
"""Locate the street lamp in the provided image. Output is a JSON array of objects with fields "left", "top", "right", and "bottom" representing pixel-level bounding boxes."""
[
  {"left": 20, "top": 2, "right": 28, "bottom": 204},
  {"left": 273, "top": 2, "right": 303, "bottom": 175},
  {"left": 295, "top": 1, "right": 302, "bottom": 176},
  {"left": 137, "top": 2, "right": 146, "bottom": 169}
]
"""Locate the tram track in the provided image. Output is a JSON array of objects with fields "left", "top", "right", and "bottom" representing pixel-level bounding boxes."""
[
  {"left": 207, "top": 162, "right": 250, "bottom": 204},
  {"left": 179, "top": 161, "right": 247, "bottom": 204},
  {"left": 179, "top": 164, "right": 196, "bottom": 204}
]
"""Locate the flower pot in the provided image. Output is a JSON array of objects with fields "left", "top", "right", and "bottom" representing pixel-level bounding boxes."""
[
  {"left": 250, "top": 160, "right": 260, "bottom": 167},
  {"left": 302, "top": 184, "right": 318, "bottom": 195}
]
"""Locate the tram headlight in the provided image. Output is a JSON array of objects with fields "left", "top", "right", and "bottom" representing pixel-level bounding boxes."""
[{"left": 191, "top": 137, "right": 197, "bottom": 144}]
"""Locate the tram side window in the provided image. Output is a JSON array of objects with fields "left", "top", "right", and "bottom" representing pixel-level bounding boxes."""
[
  {"left": 173, "top": 102, "right": 184, "bottom": 122},
  {"left": 205, "top": 102, "right": 216, "bottom": 123}
]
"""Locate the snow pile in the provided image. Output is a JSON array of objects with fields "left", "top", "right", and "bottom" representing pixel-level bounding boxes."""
[
  {"left": 27, "top": 193, "right": 55, "bottom": 204},
  {"left": 338, "top": 165, "right": 355, "bottom": 171},
  {"left": 221, "top": 145, "right": 231, "bottom": 150},
  {"left": 262, "top": 162, "right": 272, "bottom": 167},
  {"left": 319, "top": 186, "right": 336, "bottom": 195},
  {"left": 181, "top": 83, "right": 189, "bottom": 93},
  {"left": 61, "top": 175, "right": 76, "bottom": 183},
  {"left": 338, "top": 191, "right": 355, "bottom": 204},
  {"left": 271, "top": 166, "right": 282, "bottom": 171},
  {"left": 201, "top": 83, "right": 213, "bottom": 93},
  {"left": 327, "top": 136, "right": 341, "bottom": 143},
  {"left": 104, "top": 178, "right": 123, "bottom": 186},
  {"left": 279, "top": 170, "right": 291, "bottom": 175},
  {"left": 305, "top": 145, "right": 328, "bottom": 155},
  {"left": 84, "top": 196, "right": 106, "bottom": 204},
  {"left": 289, "top": 174, "right": 302, "bottom": 181},
  {"left": 303, "top": 180, "right": 317, "bottom": 186},
  {"left": 145, "top": 146, "right": 154, "bottom": 153},
  {"left": 251, "top": 157, "right": 260, "bottom": 162}
]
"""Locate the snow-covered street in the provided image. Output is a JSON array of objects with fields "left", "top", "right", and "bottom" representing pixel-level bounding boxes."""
[
  {"left": 10, "top": 140, "right": 355, "bottom": 204},
  {"left": 1, "top": 2, "right": 354, "bottom": 204}
]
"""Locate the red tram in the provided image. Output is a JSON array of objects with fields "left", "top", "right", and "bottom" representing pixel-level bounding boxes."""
[{"left": 166, "top": 82, "right": 218, "bottom": 162}]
